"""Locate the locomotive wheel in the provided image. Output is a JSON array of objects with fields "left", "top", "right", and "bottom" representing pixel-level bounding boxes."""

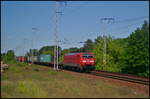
[
  {"left": 63, "top": 66, "right": 66, "bottom": 69},
  {"left": 86, "top": 67, "right": 90, "bottom": 73},
  {"left": 68, "top": 66, "right": 71, "bottom": 70},
  {"left": 63, "top": 65, "right": 67, "bottom": 70},
  {"left": 76, "top": 67, "right": 80, "bottom": 72},
  {"left": 86, "top": 69, "right": 90, "bottom": 73},
  {"left": 74, "top": 67, "right": 78, "bottom": 72},
  {"left": 79, "top": 68, "right": 84, "bottom": 73},
  {"left": 71, "top": 67, "right": 75, "bottom": 71},
  {"left": 66, "top": 66, "right": 69, "bottom": 70},
  {"left": 71, "top": 67, "right": 76, "bottom": 71},
  {"left": 80, "top": 69, "right": 84, "bottom": 73},
  {"left": 59, "top": 65, "right": 63, "bottom": 70},
  {"left": 67, "top": 66, "right": 70, "bottom": 70},
  {"left": 70, "top": 67, "right": 73, "bottom": 71}
]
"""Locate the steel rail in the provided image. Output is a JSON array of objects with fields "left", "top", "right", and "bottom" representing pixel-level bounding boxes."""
[{"left": 90, "top": 71, "right": 149, "bottom": 85}]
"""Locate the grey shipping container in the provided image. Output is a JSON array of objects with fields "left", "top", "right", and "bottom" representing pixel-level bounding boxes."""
[
  {"left": 27, "top": 56, "right": 37, "bottom": 62},
  {"left": 33, "top": 56, "right": 38, "bottom": 62},
  {"left": 27, "top": 56, "right": 32, "bottom": 62}
]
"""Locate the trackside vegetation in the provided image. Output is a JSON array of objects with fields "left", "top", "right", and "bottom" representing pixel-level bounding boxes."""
[
  {"left": 1, "top": 63, "right": 147, "bottom": 98},
  {"left": 1, "top": 21, "right": 149, "bottom": 77},
  {"left": 92, "top": 21, "right": 149, "bottom": 77},
  {"left": 61, "top": 21, "right": 149, "bottom": 77}
]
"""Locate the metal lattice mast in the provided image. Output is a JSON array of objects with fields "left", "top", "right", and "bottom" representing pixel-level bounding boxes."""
[
  {"left": 53, "top": 3, "right": 56, "bottom": 70},
  {"left": 100, "top": 18, "right": 115, "bottom": 66},
  {"left": 23, "top": 38, "right": 27, "bottom": 56},
  {"left": 54, "top": 2, "right": 63, "bottom": 70},
  {"left": 31, "top": 28, "right": 38, "bottom": 64}
]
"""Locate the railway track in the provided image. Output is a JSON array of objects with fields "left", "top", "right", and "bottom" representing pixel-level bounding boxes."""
[
  {"left": 90, "top": 70, "right": 149, "bottom": 85},
  {"left": 32, "top": 62, "right": 149, "bottom": 85}
]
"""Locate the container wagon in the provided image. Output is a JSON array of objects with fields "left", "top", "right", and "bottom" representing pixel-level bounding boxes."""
[
  {"left": 34, "top": 54, "right": 52, "bottom": 65},
  {"left": 17, "top": 56, "right": 27, "bottom": 62}
]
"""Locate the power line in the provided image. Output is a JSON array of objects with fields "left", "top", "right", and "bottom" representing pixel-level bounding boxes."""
[
  {"left": 60, "top": 19, "right": 147, "bottom": 51},
  {"left": 108, "top": 21, "right": 146, "bottom": 38},
  {"left": 108, "top": 20, "right": 144, "bottom": 32},
  {"left": 85, "top": 17, "right": 147, "bottom": 40},
  {"left": 114, "top": 16, "right": 147, "bottom": 24},
  {"left": 63, "top": 2, "right": 89, "bottom": 17}
]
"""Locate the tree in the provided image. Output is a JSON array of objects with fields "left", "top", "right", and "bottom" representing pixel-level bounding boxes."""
[
  {"left": 68, "top": 47, "right": 79, "bottom": 53},
  {"left": 92, "top": 36, "right": 105, "bottom": 70},
  {"left": 1, "top": 53, "right": 6, "bottom": 61},
  {"left": 39, "top": 46, "right": 55, "bottom": 54},
  {"left": 3, "top": 50, "right": 15, "bottom": 62},
  {"left": 106, "top": 38, "right": 126, "bottom": 72},
  {"left": 122, "top": 20, "right": 149, "bottom": 77},
  {"left": 82, "top": 39, "right": 94, "bottom": 52},
  {"left": 92, "top": 21, "right": 149, "bottom": 76},
  {"left": 25, "top": 49, "right": 40, "bottom": 57}
]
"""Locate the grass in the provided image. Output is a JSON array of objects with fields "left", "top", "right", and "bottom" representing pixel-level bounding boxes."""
[{"left": 1, "top": 62, "right": 148, "bottom": 98}]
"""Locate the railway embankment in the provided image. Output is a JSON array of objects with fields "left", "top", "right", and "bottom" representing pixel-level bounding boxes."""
[{"left": 1, "top": 62, "right": 149, "bottom": 98}]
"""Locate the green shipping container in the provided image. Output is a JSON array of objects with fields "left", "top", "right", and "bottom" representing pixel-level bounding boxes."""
[{"left": 38, "top": 55, "right": 51, "bottom": 62}]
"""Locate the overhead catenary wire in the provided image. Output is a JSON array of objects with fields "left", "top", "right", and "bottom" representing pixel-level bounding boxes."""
[
  {"left": 98, "top": 16, "right": 148, "bottom": 32},
  {"left": 81, "top": 16, "right": 148, "bottom": 41},
  {"left": 62, "top": 1, "right": 89, "bottom": 17},
  {"left": 61, "top": 4, "right": 148, "bottom": 46},
  {"left": 114, "top": 16, "right": 148, "bottom": 24},
  {"left": 53, "top": 2, "right": 148, "bottom": 53},
  {"left": 60, "top": 17, "right": 148, "bottom": 51},
  {"left": 108, "top": 20, "right": 145, "bottom": 33}
]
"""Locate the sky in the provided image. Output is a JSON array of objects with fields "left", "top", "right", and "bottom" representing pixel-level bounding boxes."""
[{"left": 1, "top": 1, "right": 149, "bottom": 56}]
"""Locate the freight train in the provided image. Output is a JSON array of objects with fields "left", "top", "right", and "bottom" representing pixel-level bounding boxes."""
[{"left": 16, "top": 52, "right": 95, "bottom": 72}]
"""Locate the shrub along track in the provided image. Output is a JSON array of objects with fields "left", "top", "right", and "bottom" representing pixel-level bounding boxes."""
[{"left": 33, "top": 63, "right": 149, "bottom": 96}]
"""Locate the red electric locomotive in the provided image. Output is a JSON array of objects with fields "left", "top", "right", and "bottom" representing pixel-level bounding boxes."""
[{"left": 63, "top": 52, "right": 95, "bottom": 72}]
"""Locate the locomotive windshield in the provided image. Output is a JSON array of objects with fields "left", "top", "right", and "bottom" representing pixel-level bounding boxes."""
[
  {"left": 82, "top": 53, "right": 93, "bottom": 58},
  {"left": 82, "top": 55, "right": 93, "bottom": 58}
]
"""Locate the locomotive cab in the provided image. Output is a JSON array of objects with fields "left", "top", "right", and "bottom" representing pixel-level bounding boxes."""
[{"left": 81, "top": 53, "right": 95, "bottom": 71}]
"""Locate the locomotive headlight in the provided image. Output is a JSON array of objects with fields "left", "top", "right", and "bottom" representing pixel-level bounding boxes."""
[
  {"left": 90, "top": 60, "right": 94, "bottom": 62},
  {"left": 82, "top": 60, "right": 86, "bottom": 62}
]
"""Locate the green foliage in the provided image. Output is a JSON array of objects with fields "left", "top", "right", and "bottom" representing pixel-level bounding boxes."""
[
  {"left": 121, "top": 21, "right": 149, "bottom": 77},
  {"left": 16, "top": 81, "right": 47, "bottom": 97},
  {"left": 92, "top": 21, "right": 149, "bottom": 77},
  {"left": 93, "top": 36, "right": 125, "bottom": 72},
  {"left": 67, "top": 47, "right": 80, "bottom": 53},
  {"left": 22, "top": 21, "right": 149, "bottom": 77},
  {"left": 2, "top": 50, "right": 15, "bottom": 63},
  {"left": 1, "top": 53, "right": 6, "bottom": 61},
  {"left": 92, "top": 36, "right": 104, "bottom": 70},
  {"left": 2, "top": 63, "right": 146, "bottom": 98},
  {"left": 25, "top": 49, "right": 40, "bottom": 57},
  {"left": 83, "top": 39, "right": 94, "bottom": 52}
]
